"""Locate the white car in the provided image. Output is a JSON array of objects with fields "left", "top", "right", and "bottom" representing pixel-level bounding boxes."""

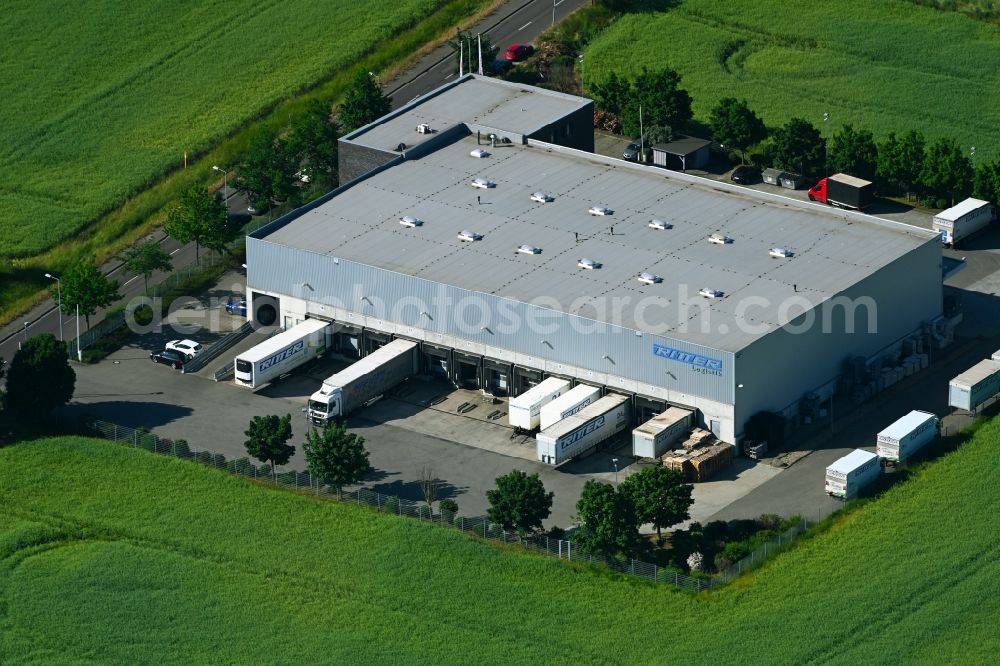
[
  {"left": 295, "top": 170, "right": 311, "bottom": 183},
  {"left": 165, "top": 339, "right": 203, "bottom": 359}
]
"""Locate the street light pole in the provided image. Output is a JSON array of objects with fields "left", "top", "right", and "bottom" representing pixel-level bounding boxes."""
[
  {"left": 21, "top": 321, "right": 31, "bottom": 350},
  {"left": 213, "top": 165, "right": 229, "bottom": 209},
  {"left": 823, "top": 112, "right": 829, "bottom": 175},
  {"left": 44, "top": 273, "right": 63, "bottom": 342},
  {"left": 612, "top": 457, "right": 619, "bottom": 485},
  {"left": 76, "top": 304, "right": 82, "bottom": 361}
]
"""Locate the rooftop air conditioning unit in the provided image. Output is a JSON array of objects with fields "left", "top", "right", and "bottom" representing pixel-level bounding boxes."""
[
  {"left": 589, "top": 205, "right": 612, "bottom": 216},
  {"left": 416, "top": 123, "right": 432, "bottom": 134},
  {"left": 769, "top": 247, "right": 793, "bottom": 258},
  {"left": 648, "top": 219, "right": 672, "bottom": 230},
  {"left": 471, "top": 178, "right": 495, "bottom": 189},
  {"left": 399, "top": 215, "right": 423, "bottom": 228},
  {"left": 517, "top": 244, "right": 542, "bottom": 255},
  {"left": 458, "top": 230, "right": 482, "bottom": 242},
  {"left": 699, "top": 288, "right": 724, "bottom": 298},
  {"left": 637, "top": 272, "right": 662, "bottom": 285},
  {"left": 708, "top": 234, "right": 733, "bottom": 245},
  {"left": 530, "top": 192, "right": 553, "bottom": 203},
  {"left": 470, "top": 148, "right": 490, "bottom": 158},
  {"left": 578, "top": 258, "right": 601, "bottom": 270}
]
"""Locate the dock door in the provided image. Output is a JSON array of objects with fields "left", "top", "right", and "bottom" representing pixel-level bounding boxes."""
[
  {"left": 453, "top": 351, "right": 482, "bottom": 389},
  {"left": 422, "top": 343, "right": 451, "bottom": 381},
  {"left": 483, "top": 359, "right": 512, "bottom": 397}
]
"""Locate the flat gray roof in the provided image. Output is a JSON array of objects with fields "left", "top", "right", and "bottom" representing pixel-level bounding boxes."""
[
  {"left": 265, "top": 135, "right": 937, "bottom": 352},
  {"left": 343, "top": 75, "right": 591, "bottom": 153}
]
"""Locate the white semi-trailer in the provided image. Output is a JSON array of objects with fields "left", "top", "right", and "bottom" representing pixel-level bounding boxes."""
[
  {"left": 993, "top": 349, "right": 1000, "bottom": 362},
  {"left": 632, "top": 407, "right": 694, "bottom": 459},
  {"left": 509, "top": 377, "right": 570, "bottom": 430},
  {"left": 307, "top": 339, "right": 419, "bottom": 425},
  {"left": 539, "top": 384, "right": 600, "bottom": 430},
  {"left": 825, "top": 449, "right": 881, "bottom": 499},
  {"left": 537, "top": 394, "right": 630, "bottom": 465},
  {"left": 876, "top": 410, "right": 940, "bottom": 464},
  {"left": 234, "top": 318, "right": 330, "bottom": 389},
  {"left": 949, "top": 359, "right": 1000, "bottom": 412},
  {"left": 933, "top": 197, "right": 994, "bottom": 247}
]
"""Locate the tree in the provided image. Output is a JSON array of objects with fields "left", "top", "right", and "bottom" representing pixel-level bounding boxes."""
[
  {"left": 115, "top": 240, "right": 172, "bottom": 295},
  {"left": 244, "top": 414, "right": 294, "bottom": 480},
  {"left": 877, "top": 130, "right": 925, "bottom": 196},
  {"left": 61, "top": 256, "right": 121, "bottom": 329},
  {"left": 235, "top": 128, "right": 299, "bottom": 212},
  {"left": 419, "top": 465, "right": 440, "bottom": 509},
  {"left": 165, "top": 186, "right": 229, "bottom": 260},
  {"left": 974, "top": 157, "right": 1000, "bottom": 206},
  {"left": 708, "top": 98, "right": 767, "bottom": 163},
  {"left": 769, "top": 117, "right": 825, "bottom": 179},
  {"left": 448, "top": 31, "right": 499, "bottom": 75},
  {"left": 339, "top": 71, "right": 391, "bottom": 133},
  {"left": 573, "top": 480, "right": 641, "bottom": 558},
  {"left": 486, "top": 469, "right": 554, "bottom": 536},
  {"left": 289, "top": 99, "right": 340, "bottom": 186},
  {"left": 591, "top": 71, "right": 631, "bottom": 117},
  {"left": 3, "top": 334, "right": 75, "bottom": 421},
  {"left": 619, "top": 466, "right": 693, "bottom": 542},
  {"left": 302, "top": 420, "right": 371, "bottom": 493},
  {"left": 920, "top": 137, "right": 973, "bottom": 206},
  {"left": 623, "top": 67, "right": 693, "bottom": 138},
  {"left": 828, "top": 124, "right": 878, "bottom": 182},
  {"left": 641, "top": 124, "right": 675, "bottom": 148}
]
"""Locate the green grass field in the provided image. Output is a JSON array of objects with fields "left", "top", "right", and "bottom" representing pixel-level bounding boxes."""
[
  {"left": 2, "top": 422, "right": 1000, "bottom": 663},
  {"left": 0, "top": 0, "right": 448, "bottom": 258},
  {"left": 583, "top": 0, "right": 1000, "bottom": 159}
]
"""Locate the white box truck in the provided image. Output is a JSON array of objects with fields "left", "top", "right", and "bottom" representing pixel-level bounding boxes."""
[
  {"left": 539, "top": 384, "right": 600, "bottom": 430},
  {"left": 632, "top": 407, "right": 694, "bottom": 459},
  {"left": 509, "top": 377, "right": 570, "bottom": 430},
  {"left": 537, "top": 394, "right": 630, "bottom": 465},
  {"left": 825, "top": 449, "right": 881, "bottom": 499},
  {"left": 933, "top": 197, "right": 994, "bottom": 247},
  {"left": 876, "top": 410, "right": 940, "bottom": 464},
  {"left": 992, "top": 349, "right": 1000, "bottom": 362},
  {"left": 949, "top": 359, "right": 1000, "bottom": 412},
  {"left": 307, "top": 339, "right": 418, "bottom": 425},
  {"left": 234, "top": 318, "right": 330, "bottom": 389}
]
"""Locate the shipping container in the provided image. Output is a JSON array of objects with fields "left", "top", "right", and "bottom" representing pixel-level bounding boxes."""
[
  {"left": 949, "top": 359, "right": 1000, "bottom": 412},
  {"left": 509, "top": 377, "right": 570, "bottom": 430},
  {"left": 825, "top": 449, "right": 881, "bottom": 499},
  {"left": 537, "top": 394, "right": 630, "bottom": 465},
  {"left": 307, "top": 339, "right": 418, "bottom": 424},
  {"left": 933, "top": 198, "right": 994, "bottom": 248},
  {"left": 539, "top": 384, "right": 600, "bottom": 430},
  {"left": 234, "top": 318, "right": 330, "bottom": 389},
  {"left": 632, "top": 407, "right": 694, "bottom": 459},
  {"left": 876, "top": 410, "right": 939, "bottom": 463}
]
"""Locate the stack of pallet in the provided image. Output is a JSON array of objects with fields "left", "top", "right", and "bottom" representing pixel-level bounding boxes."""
[
  {"left": 690, "top": 443, "right": 733, "bottom": 482},
  {"left": 661, "top": 429, "right": 734, "bottom": 482}
]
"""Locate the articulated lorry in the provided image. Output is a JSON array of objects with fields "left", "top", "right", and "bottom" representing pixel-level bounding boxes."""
[
  {"left": 876, "top": 410, "right": 939, "bottom": 464},
  {"left": 307, "top": 339, "right": 418, "bottom": 425},
  {"left": 537, "top": 394, "right": 630, "bottom": 465},
  {"left": 808, "top": 173, "right": 875, "bottom": 210},
  {"left": 234, "top": 318, "right": 330, "bottom": 389},
  {"left": 933, "top": 197, "right": 994, "bottom": 248},
  {"left": 539, "top": 384, "right": 600, "bottom": 430},
  {"left": 509, "top": 377, "right": 570, "bottom": 430},
  {"left": 825, "top": 449, "right": 881, "bottom": 499}
]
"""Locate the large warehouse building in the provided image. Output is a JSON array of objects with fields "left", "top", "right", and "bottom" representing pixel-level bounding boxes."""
[{"left": 245, "top": 75, "right": 944, "bottom": 444}]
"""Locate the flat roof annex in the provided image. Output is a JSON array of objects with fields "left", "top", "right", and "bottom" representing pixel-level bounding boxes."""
[{"left": 263, "top": 135, "right": 937, "bottom": 353}]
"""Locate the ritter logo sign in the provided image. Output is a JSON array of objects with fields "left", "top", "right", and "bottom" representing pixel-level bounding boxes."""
[{"left": 652, "top": 343, "right": 723, "bottom": 374}]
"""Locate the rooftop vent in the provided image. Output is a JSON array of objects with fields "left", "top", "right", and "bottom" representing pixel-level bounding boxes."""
[
  {"left": 578, "top": 258, "right": 602, "bottom": 270},
  {"left": 471, "top": 178, "right": 496, "bottom": 189},
  {"left": 470, "top": 148, "right": 490, "bottom": 158},
  {"left": 769, "top": 247, "right": 794, "bottom": 258},
  {"left": 517, "top": 244, "right": 542, "bottom": 255},
  {"left": 399, "top": 215, "right": 423, "bottom": 228},
  {"left": 648, "top": 219, "right": 672, "bottom": 230},
  {"left": 708, "top": 233, "right": 733, "bottom": 245},
  {"left": 395, "top": 142, "right": 406, "bottom": 152},
  {"left": 415, "top": 123, "right": 433, "bottom": 134},
  {"left": 589, "top": 205, "right": 613, "bottom": 216},
  {"left": 458, "top": 230, "right": 482, "bottom": 242},
  {"left": 637, "top": 272, "right": 662, "bottom": 285},
  {"left": 699, "top": 288, "right": 724, "bottom": 299},
  {"left": 530, "top": 192, "right": 553, "bottom": 203}
]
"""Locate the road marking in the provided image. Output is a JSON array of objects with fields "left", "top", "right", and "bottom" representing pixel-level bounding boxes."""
[
  {"left": 554, "top": 0, "right": 564, "bottom": 6},
  {"left": 123, "top": 276, "right": 139, "bottom": 286},
  {"left": 444, "top": 72, "right": 454, "bottom": 79},
  {"left": 170, "top": 248, "right": 182, "bottom": 255},
  {"left": 518, "top": 21, "right": 532, "bottom": 30}
]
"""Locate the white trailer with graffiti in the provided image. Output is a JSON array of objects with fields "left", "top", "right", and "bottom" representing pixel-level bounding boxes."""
[
  {"left": 234, "top": 318, "right": 330, "bottom": 389},
  {"left": 537, "top": 394, "right": 631, "bottom": 465}
]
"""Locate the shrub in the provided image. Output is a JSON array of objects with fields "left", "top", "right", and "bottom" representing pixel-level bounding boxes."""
[
  {"left": 212, "top": 453, "right": 226, "bottom": 469},
  {"left": 172, "top": 438, "right": 191, "bottom": 458},
  {"left": 439, "top": 498, "right": 458, "bottom": 514},
  {"left": 383, "top": 496, "right": 399, "bottom": 514},
  {"left": 134, "top": 428, "right": 157, "bottom": 452},
  {"left": 195, "top": 451, "right": 213, "bottom": 465},
  {"left": 417, "top": 505, "right": 431, "bottom": 520}
]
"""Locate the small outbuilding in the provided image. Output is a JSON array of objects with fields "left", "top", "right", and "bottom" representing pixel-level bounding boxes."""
[{"left": 652, "top": 136, "right": 712, "bottom": 171}]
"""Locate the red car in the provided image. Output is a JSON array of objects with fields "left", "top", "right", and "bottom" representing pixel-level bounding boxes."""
[{"left": 503, "top": 43, "right": 534, "bottom": 62}]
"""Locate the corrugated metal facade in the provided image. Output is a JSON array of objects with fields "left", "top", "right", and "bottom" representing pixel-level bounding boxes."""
[{"left": 247, "top": 238, "right": 736, "bottom": 405}]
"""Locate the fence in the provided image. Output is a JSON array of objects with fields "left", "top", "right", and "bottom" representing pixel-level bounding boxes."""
[
  {"left": 81, "top": 416, "right": 811, "bottom": 592},
  {"left": 184, "top": 320, "right": 254, "bottom": 374}
]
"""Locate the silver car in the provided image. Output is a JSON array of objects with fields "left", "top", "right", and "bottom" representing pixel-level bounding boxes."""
[{"left": 622, "top": 143, "right": 641, "bottom": 161}]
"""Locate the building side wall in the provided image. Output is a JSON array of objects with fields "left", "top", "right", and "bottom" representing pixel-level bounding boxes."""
[{"left": 527, "top": 102, "right": 595, "bottom": 152}]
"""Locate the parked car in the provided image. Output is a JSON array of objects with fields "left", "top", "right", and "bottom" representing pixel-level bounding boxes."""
[
  {"left": 225, "top": 299, "right": 247, "bottom": 317},
  {"left": 503, "top": 43, "right": 534, "bottom": 62},
  {"left": 488, "top": 59, "right": 513, "bottom": 75},
  {"left": 150, "top": 348, "right": 186, "bottom": 369},
  {"left": 295, "top": 169, "right": 311, "bottom": 183},
  {"left": 731, "top": 165, "right": 761, "bottom": 184},
  {"left": 622, "top": 143, "right": 641, "bottom": 161},
  {"left": 165, "top": 339, "right": 203, "bottom": 359}
]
